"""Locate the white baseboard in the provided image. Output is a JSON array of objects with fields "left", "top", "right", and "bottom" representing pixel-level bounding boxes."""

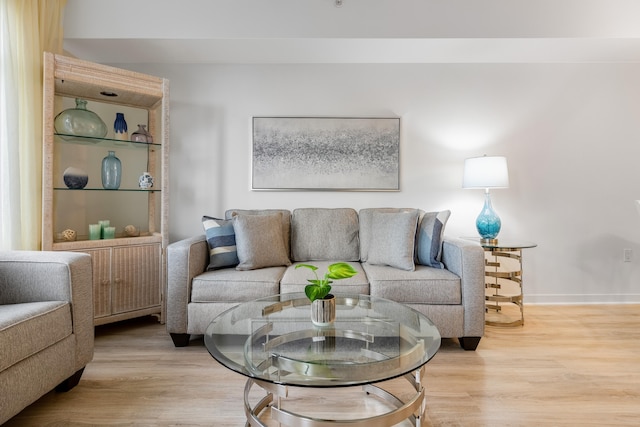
[{"left": 524, "top": 294, "right": 640, "bottom": 304}]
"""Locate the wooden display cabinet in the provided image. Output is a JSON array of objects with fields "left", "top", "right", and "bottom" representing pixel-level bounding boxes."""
[{"left": 42, "top": 53, "right": 169, "bottom": 325}]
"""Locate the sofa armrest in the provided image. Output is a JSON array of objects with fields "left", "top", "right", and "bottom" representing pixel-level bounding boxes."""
[
  {"left": 0, "top": 250, "right": 94, "bottom": 369},
  {"left": 441, "top": 237, "right": 486, "bottom": 337},
  {"left": 166, "top": 235, "right": 209, "bottom": 334}
]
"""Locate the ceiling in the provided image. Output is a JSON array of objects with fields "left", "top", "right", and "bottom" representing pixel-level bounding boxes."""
[{"left": 62, "top": 0, "right": 640, "bottom": 64}]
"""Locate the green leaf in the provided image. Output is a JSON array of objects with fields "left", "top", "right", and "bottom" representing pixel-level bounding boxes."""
[
  {"left": 295, "top": 264, "right": 318, "bottom": 272},
  {"left": 326, "top": 262, "right": 358, "bottom": 280},
  {"left": 299, "top": 262, "right": 356, "bottom": 301},
  {"left": 305, "top": 283, "right": 331, "bottom": 302}
]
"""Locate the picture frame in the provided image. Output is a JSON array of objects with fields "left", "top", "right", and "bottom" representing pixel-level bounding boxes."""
[{"left": 252, "top": 117, "right": 400, "bottom": 191}]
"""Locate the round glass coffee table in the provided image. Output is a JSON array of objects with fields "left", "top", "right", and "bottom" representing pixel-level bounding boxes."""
[{"left": 205, "top": 293, "right": 441, "bottom": 426}]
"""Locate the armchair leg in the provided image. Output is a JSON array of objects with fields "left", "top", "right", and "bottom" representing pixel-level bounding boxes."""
[
  {"left": 458, "top": 336, "right": 481, "bottom": 351},
  {"left": 56, "top": 368, "right": 85, "bottom": 392},
  {"left": 170, "top": 333, "right": 191, "bottom": 347}
]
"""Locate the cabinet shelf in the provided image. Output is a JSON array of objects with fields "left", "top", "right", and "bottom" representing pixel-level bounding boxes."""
[
  {"left": 53, "top": 233, "right": 162, "bottom": 249},
  {"left": 55, "top": 133, "right": 161, "bottom": 149}
]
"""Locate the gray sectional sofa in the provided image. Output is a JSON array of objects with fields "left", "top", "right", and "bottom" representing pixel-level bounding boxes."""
[{"left": 167, "top": 208, "right": 486, "bottom": 350}]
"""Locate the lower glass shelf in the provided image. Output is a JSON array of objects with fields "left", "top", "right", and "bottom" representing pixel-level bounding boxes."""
[{"left": 54, "top": 187, "right": 160, "bottom": 192}]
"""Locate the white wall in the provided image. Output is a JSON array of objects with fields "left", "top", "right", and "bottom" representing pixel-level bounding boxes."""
[{"left": 117, "top": 62, "right": 640, "bottom": 305}]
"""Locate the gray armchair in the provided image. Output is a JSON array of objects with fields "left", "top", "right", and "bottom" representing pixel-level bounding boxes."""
[{"left": 0, "top": 250, "right": 94, "bottom": 424}]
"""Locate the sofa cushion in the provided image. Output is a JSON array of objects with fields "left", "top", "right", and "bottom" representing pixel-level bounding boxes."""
[
  {"left": 367, "top": 210, "right": 419, "bottom": 271},
  {"left": 291, "top": 208, "right": 360, "bottom": 262},
  {"left": 416, "top": 210, "right": 451, "bottom": 269},
  {"left": 202, "top": 216, "right": 239, "bottom": 270},
  {"left": 191, "top": 267, "right": 286, "bottom": 302},
  {"left": 359, "top": 208, "right": 420, "bottom": 262},
  {"left": 0, "top": 301, "right": 72, "bottom": 371},
  {"left": 363, "top": 263, "right": 461, "bottom": 305},
  {"left": 226, "top": 209, "right": 292, "bottom": 257},
  {"left": 280, "top": 261, "right": 369, "bottom": 295},
  {"left": 232, "top": 213, "right": 291, "bottom": 270}
]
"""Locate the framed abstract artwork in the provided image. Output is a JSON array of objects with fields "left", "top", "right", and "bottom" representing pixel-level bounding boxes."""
[{"left": 252, "top": 117, "right": 400, "bottom": 191}]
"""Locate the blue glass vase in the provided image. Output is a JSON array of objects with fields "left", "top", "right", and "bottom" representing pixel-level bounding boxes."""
[
  {"left": 101, "top": 151, "right": 121, "bottom": 189},
  {"left": 114, "top": 112, "right": 128, "bottom": 140},
  {"left": 476, "top": 191, "right": 501, "bottom": 241}
]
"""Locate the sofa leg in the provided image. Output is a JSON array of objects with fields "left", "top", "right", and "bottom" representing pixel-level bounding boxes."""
[
  {"left": 170, "top": 333, "right": 191, "bottom": 347},
  {"left": 458, "top": 336, "right": 481, "bottom": 351},
  {"left": 56, "top": 368, "right": 85, "bottom": 392}
]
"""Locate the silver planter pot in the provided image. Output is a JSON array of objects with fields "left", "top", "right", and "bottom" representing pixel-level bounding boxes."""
[{"left": 310, "top": 294, "right": 336, "bottom": 327}]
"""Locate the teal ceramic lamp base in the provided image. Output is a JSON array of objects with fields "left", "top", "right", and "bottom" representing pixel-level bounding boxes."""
[{"left": 476, "top": 191, "right": 501, "bottom": 244}]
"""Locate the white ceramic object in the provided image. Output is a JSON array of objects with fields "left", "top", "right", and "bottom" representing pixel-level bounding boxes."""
[{"left": 138, "top": 172, "right": 154, "bottom": 189}]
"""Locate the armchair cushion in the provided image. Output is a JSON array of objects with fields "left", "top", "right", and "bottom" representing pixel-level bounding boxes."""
[{"left": 0, "top": 301, "right": 71, "bottom": 371}]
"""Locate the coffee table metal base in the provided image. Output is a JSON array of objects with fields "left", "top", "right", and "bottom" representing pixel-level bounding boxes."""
[{"left": 243, "top": 367, "right": 426, "bottom": 427}]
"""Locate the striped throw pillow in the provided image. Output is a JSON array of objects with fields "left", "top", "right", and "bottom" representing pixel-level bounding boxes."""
[
  {"left": 416, "top": 210, "right": 451, "bottom": 269},
  {"left": 202, "top": 216, "right": 239, "bottom": 270}
]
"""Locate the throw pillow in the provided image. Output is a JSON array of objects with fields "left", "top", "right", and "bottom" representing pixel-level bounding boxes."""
[
  {"left": 233, "top": 212, "right": 292, "bottom": 270},
  {"left": 202, "top": 216, "right": 239, "bottom": 270},
  {"left": 367, "top": 210, "right": 419, "bottom": 271},
  {"left": 416, "top": 210, "right": 451, "bottom": 269}
]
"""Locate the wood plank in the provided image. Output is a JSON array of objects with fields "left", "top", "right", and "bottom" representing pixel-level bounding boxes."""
[{"left": 5, "top": 304, "right": 640, "bottom": 426}]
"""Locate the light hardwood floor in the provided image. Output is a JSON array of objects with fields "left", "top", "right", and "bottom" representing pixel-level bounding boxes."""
[{"left": 4, "top": 305, "right": 640, "bottom": 426}]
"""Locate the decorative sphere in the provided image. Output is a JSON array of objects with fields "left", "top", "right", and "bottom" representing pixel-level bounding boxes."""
[{"left": 62, "top": 229, "right": 77, "bottom": 241}]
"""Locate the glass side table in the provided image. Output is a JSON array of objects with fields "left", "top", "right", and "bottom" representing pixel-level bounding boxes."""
[{"left": 465, "top": 239, "right": 537, "bottom": 327}]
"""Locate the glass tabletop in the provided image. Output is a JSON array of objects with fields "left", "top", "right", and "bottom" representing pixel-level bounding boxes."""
[
  {"left": 204, "top": 293, "right": 441, "bottom": 388},
  {"left": 461, "top": 237, "right": 537, "bottom": 250}
]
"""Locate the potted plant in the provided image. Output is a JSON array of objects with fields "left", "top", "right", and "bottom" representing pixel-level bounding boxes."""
[{"left": 295, "top": 262, "right": 357, "bottom": 326}]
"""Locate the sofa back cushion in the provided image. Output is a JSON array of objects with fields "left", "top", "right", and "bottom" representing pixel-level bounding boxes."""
[
  {"left": 225, "top": 209, "right": 292, "bottom": 257},
  {"left": 291, "top": 208, "right": 360, "bottom": 261}
]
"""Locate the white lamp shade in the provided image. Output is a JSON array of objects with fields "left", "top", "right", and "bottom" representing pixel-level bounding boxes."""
[{"left": 462, "top": 156, "right": 509, "bottom": 189}]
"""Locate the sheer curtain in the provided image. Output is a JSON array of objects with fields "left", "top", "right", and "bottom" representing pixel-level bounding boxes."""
[{"left": 0, "top": 0, "right": 66, "bottom": 250}]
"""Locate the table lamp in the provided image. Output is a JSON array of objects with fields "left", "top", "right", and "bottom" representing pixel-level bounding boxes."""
[{"left": 463, "top": 155, "right": 509, "bottom": 244}]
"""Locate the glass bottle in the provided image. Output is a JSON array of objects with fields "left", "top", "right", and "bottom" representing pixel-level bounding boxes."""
[
  {"left": 131, "top": 124, "right": 153, "bottom": 143},
  {"left": 101, "top": 151, "right": 122, "bottom": 189},
  {"left": 54, "top": 98, "right": 107, "bottom": 138}
]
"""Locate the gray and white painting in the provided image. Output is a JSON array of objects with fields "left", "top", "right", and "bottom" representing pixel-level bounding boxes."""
[{"left": 252, "top": 117, "right": 400, "bottom": 190}]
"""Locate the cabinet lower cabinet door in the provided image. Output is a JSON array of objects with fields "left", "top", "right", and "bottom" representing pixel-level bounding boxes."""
[
  {"left": 112, "top": 244, "right": 161, "bottom": 314},
  {"left": 87, "top": 248, "right": 112, "bottom": 319},
  {"left": 82, "top": 243, "right": 161, "bottom": 323}
]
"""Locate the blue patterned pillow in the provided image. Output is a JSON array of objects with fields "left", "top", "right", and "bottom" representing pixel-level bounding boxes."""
[
  {"left": 416, "top": 210, "right": 451, "bottom": 269},
  {"left": 202, "top": 216, "right": 239, "bottom": 270}
]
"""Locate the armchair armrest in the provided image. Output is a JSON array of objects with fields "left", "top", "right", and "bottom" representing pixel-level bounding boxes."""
[
  {"left": 441, "top": 237, "right": 486, "bottom": 337},
  {"left": 0, "top": 250, "right": 94, "bottom": 369},
  {"left": 166, "top": 235, "right": 208, "bottom": 334}
]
